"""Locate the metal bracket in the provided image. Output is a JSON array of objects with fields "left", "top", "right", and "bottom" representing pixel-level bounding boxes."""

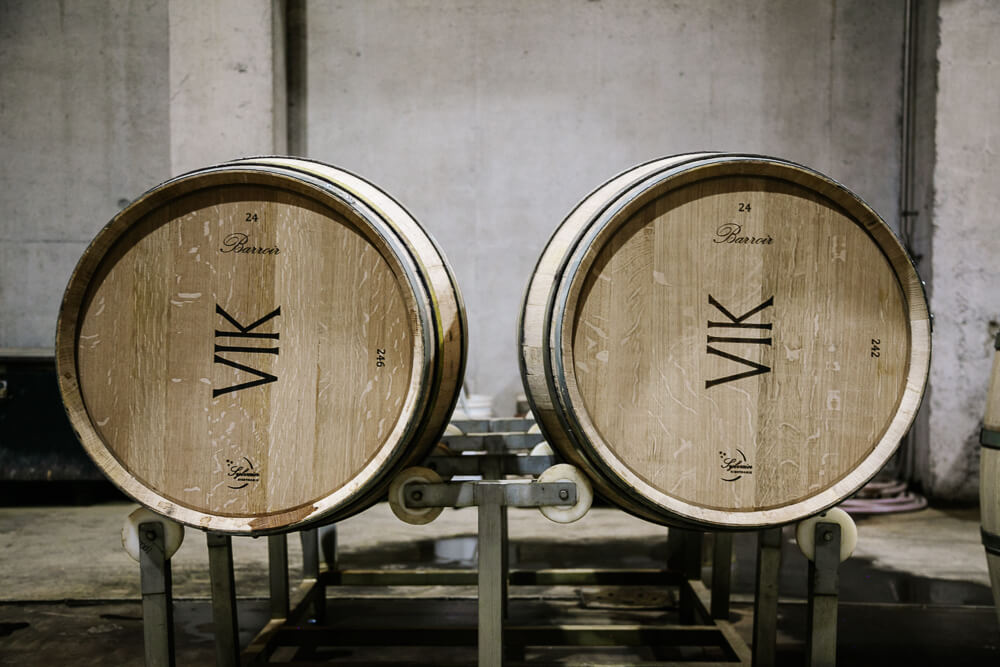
[
  {"left": 268, "top": 535, "right": 290, "bottom": 620},
  {"left": 752, "top": 526, "right": 782, "bottom": 667},
  {"left": 982, "top": 528, "right": 1000, "bottom": 556},
  {"left": 402, "top": 477, "right": 579, "bottom": 667},
  {"left": 806, "top": 521, "right": 842, "bottom": 667},
  {"left": 207, "top": 532, "right": 240, "bottom": 667},
  {"left": 404, "top": 480, "right": 577, "bottom": 509},
  {"left": 439, "top": 432, "right": 545, "bottom": 452},
  {"left": 449, "top": 417, "right": 537, "bottom": 434},
  {"left": 424, "top": 453, "right": 556, "bottom": 477},
  {"left": 711, "top": 532, "right": 733, "bottom": 620},
  {"left": 478, "top": 484, "right": 508, "bottom": 667},
  {"left": 138, "top": 521, "right": 175, "bottom": 667},
  {"left": 981, "top": 427, "right": 1000, "bottom": 450}
]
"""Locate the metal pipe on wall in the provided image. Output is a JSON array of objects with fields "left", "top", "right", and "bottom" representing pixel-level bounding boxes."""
[
  {"left": 286, "top": 0, "right": 308, "bottom": 157},
  {"left": 840, "top": 0, "right": 929, "bottom": 513},
  {"left": 897, "top": 0, "right": 922, "bottom": 486}
]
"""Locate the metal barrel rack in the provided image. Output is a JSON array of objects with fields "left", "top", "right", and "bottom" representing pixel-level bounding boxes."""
[{"left": 129, "top": 417, "right": 852, "bottom": 666}]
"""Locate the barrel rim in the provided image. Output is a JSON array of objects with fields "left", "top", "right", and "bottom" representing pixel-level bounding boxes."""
[
  {"left": 517, "top": 153, "right": 718, "bottom": 524},
  {"left": 234, "top": 157, "right": 469, "bottom": 460},
  {"left": 55, "top": 163, "right": 446, "bottom": 534},
  {"left": 531, "top": 154, "right": 931, "bottom": 528},
  {"left": 232, "top": 157, "right": 469, "bottom": 522}
]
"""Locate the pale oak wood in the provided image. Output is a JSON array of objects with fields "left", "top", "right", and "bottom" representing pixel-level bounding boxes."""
[
  {"left": 57, "top": 159, "right": 465, "bottom": 534},
  {"left": 520, "top": 154, "right": 930, "bottom": 529},
  {"left": 982, "top": 448, "right": 1000, "bottom": 628},
  {"left": 981, "top": 343, "right": 1000, "bottom": 627},
  {"left": 519, "top": 153, "right": 713, "bottom": 525},
  {"left": 984, "top": 340, "right": 1000, "bottom": 431}
]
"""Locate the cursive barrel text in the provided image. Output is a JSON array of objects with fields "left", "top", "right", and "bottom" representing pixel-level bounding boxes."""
[
  {"left": 220, "top": 232, "right": 281, "bottom": 255},
  {"left": 713, "top": 222, "right": 773, "bottom": 245}
]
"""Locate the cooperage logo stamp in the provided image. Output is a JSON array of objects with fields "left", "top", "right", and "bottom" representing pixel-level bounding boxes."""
[
  {"left": 719, "top": 449, "right": 753, "bottom": 482},
  {"left": 226, "top": 457, "right": 261, "bottom": 489}
]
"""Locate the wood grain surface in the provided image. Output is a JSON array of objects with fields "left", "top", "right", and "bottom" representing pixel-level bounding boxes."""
[
  {"left": 981, "top": 342, "right": 1000, "bottom": 626},
  {"left": 521, "top": 155, "right": 930, "bottom": 528},
  {"left": 982, "top": 448, "right": 1000, "bottom": 627},
  {"left": 58, "top": 162, "right": 465, "bottom": 534},
  {"left": 984, "top": 340, "right": 1000, "bottom": 432}
]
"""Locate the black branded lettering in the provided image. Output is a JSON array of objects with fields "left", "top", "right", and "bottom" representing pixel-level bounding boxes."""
[
  {"left": 707, "top": 335, "right": 773, "bottom": 345},
  {"left": 712, "top": 223, "right": 773, "bottom": 245},
  {"left": 214, "top": 344, "right": 279, "bottom": 355},
  {"left": 705, "top": 346, "right": 771, "bottom": 388},
  {"left": 215, "top": 304, "right": 281, "bottom": 338},
  {"left": 219, "top": 232, "right": 280, "bottom": 255},
  {"left": 705, "top": 295, "right": 773, "bottom": 388},
  {"left": 213, "top": 305, "right": 281, "bottom": 397},
  {"left": 707, "top": 295, "right": 773, "bottom": 329}
]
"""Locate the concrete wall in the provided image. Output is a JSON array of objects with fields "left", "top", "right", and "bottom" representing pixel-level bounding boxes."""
[
  {"left": 0, "top": 0, "right": 169, "bottom": 349},
  {"left": 0, "top": 0, "right": 285, "bottom": 352},
  {"left": 305, "top": 0, "right": 906, "bottom": 415},
  {"left": 168, "top": 0, "right": 286, "bottom": 173},
  {"left": 926, "top": 0, "right": 1000, "bottom": 500}
]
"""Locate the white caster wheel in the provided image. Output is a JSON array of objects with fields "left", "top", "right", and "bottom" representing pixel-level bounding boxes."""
[
  {"left": 389, "top": 466, "right": 444, "bottom": 525},
  {"left": 795, "top": 507, "right": 857, "bottom": 562},
  {"left": 121, "top": 507, "right": 185, "bottom": 563},
  {"left": 529, "top": 441, "right": 554, "bottom": 457},
  {"left": 537, "top": 464, "right": 592, "bottom": 524}
]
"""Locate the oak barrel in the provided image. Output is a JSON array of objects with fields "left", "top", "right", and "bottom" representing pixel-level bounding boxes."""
[
  {"left": 519, "top": 153, "right": 930, "bottom": 529},
  {"left": 57, "top": 157, "right": 466, "bottom": 534},
  {"left": 980, "top": 332, "right": 1000, "bottom": 627}
]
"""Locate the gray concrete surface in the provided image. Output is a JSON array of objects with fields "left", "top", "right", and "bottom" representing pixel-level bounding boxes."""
[
  {"left": 851, "top": 507, "right": 990, "bottom": 587},
  {"left": 927, "top": 0, "right": 1000, "bottom": 501},
  {"left": 0, "top": 499, "right": 997, "bottom": 665},
  {"left": 0, "top": 0, "right": 170, "bottom": 349},
  {"left": 0, "top": 500, "right": 990, "bottom": 602},
  {"left": 168, "top": 0, "right": 286, "bottom": 174},
  {"left": 0, "top": 501, "right": 668, "bottom": 601}
]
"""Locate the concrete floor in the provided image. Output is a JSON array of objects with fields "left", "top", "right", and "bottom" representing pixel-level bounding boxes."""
[{"left": 0, "top": 495, "right": 998, "bottom": 665}]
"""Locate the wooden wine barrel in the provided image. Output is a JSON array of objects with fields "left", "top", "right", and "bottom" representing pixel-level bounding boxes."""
[
  {"left": 980, "top": 332, "right": 1000, "bottom": 627},
  {"left": 519, "top": 153, "right": 930, "bottom": 529},
  {"left": 57, "top": 157, "right": 466, "bottom": 534}
]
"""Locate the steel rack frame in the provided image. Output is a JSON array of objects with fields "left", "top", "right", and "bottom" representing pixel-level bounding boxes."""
[{"left": 136, "top": 417, "right": 846, "bottom": 666}]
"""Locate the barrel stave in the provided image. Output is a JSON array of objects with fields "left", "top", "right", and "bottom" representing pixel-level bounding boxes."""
[{"left": 981, "top": 334, "right": 1000, "bottom": 627}]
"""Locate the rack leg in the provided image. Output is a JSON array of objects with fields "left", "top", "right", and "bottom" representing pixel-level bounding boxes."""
[
  {"left": 268, "top": 534, "right": 290, "bottom": 620},
  {"left": 806, "top": 522, "right": 841, "bottom": 667},
  {"left": 677, "top": 529, "right": 704, "bottom": 624},
  {"left": 752, "top": 527, "right": 782, "bottom": 667},
  {"left": 478, "top": 484, "right": 505, "bottom": 667},
  {"left": 300, "top": 528, "right": 326, "bottom": 623},
  {"left": 501, "top": 504, "right": 510, "bottom": 619},
  {"left": 480, "top": 438, "right": 510, "bottom": 621},
  {"left": 319, "top": 523, "right": 338, "bottom": 572},
  {"left": 139, "top": 521, "right": 175, "bottom": 667},
  {"left": 711, "top": 531, "right": 733, "bottom": 620},
  {"left": 207, "top": 532, "right": 240, "bottom": 667}
]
